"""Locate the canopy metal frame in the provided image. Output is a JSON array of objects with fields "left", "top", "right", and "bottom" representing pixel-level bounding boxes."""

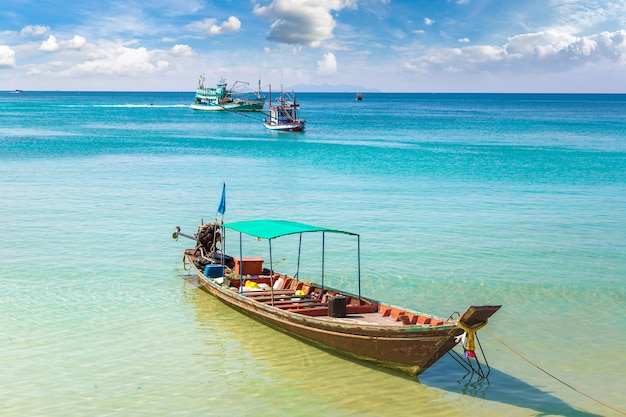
[{"left": 222, "top": 220, "right": 361, "bottom": 304}]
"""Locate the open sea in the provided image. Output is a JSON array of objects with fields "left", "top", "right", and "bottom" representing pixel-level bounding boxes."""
[{"left": 1, "top": 91, "right": 625, "bottom": 417}]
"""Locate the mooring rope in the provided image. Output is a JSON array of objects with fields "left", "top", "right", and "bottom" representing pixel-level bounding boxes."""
[
  {"left": 227, "top": 109, "right": 267, "bottom": 121},
  {"left": 485, "top": 329, "right": 626, "bottom": 416},
  {"left": 182, "top": 253, "right": 191, "bottom": 271},
  {"left": 213, "top": 102, "right": 267, "bottom": 121}
]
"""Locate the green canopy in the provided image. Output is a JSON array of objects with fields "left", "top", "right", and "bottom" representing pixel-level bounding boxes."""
[
  {"left": 222, "top": 219, "right": 362, "bottom": 300},
  {"left": 222, "top": 219, "right": 358, "bottom": 240}
]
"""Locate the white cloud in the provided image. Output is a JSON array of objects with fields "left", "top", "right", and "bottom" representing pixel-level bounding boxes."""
[
  {"left": 62, "top": 35, "right": 87, "bottom": 49},
  {"left": 424, "top": 18, "right": 435, "bottom": 26},
  {"left": 20, "top": 25, "right": 50, "bottom": 37},
  {"left": 0, "top": 45, "right": 16, "bottom": 68},
  {"left": 505, "top": 29, "right": 626, "bottom": 67},
  {"left": 254, "top": 0, "right": 356, "bottom": 47},
  {"left": 459, "top": 38, "right": 470, "bottom": 43},
  {"left": 404, "top": 29, "right": 626, "bottom": 74},
  {"left": 505, "top": 31, "right": 577, "bottom": 57},
  {"left": 170, "top": 44, "right": 193, "bottom": 56},
  {"left": 187, "top": 16, "right": 241, "bottom": 36},
  {"left": 40, "top": 35, "right": 86, "bottom": 52},
  {"left": 62, "top": 44, "right": 170, "bottom": 77},
  {"left": 209, "top": 16, "right": 241, "bottom": 35},
  {"left": 40, "top": 35, "right": 60, "bottom": 52},
  {"left": 23, "top": 39, "right": 197, "bottom": 82},
  {"left": 316, "top": 52, "right": 338, "bottom": 75}
]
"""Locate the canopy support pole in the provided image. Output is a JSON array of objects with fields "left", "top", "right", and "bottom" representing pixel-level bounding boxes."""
[
  {"left": 321, "top": 232, "right": 325, "bottom": 291},
  {"left": 357, "top": 235, "right": 362, "bottom": 302},
  {"left": 296, "top": 233, "right": 302, "bottom": 283},
  {"left": 238, "top": 232, "right": 243, "bottom": 293},
  {"left": 269, "top": 239, "right": 274, "bottom": 306}
]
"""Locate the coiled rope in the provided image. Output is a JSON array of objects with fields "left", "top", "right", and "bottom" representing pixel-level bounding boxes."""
[{"left": 485, "top": 329, "right": 626, "bottom": 416}]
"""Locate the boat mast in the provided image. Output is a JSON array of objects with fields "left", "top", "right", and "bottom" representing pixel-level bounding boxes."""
[{"left": 268, "top": 84, "right": 273, "bottom": 124}]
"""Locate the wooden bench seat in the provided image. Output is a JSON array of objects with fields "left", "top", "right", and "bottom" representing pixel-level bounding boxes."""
[
  {"left": 243, "top": 289, "right": 295, "bottom": 298},
  {"left": 287, "top": 306, "right": 329, "bottom": 316},
  {"left": 288, "top": 303, "right": 379, "bottom": 317},
  {"left": 261, "top": 298, "right": 321, "bottom": 305},
  {"left": 252, "top": 293, "right": 306, "bottom": 303},
  {"left": 276, "top": 301, "right": 326, "bottom": 310}
]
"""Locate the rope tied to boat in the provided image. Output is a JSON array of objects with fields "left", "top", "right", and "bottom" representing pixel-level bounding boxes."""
[
  {"left": 485, "top": 329, "right": 626, "bottom": 416},
  {"left": 456, "top": 318, "right": 488, "bottom": 358},
  {"left": 182, "top": 253, "right": 191, "bottom": 271}
]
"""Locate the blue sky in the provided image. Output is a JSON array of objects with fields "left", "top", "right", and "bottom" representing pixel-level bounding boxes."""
[{"left": 1, "top": 0, "right": 625, "bottom": 92}]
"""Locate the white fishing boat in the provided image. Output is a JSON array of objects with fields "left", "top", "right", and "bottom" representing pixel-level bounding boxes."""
[
  {"left": 190, "top": 76, "right": 265, "bottom": 112},
  {"left": 263, "top": 85, "right": 305, "bottom": 131}
]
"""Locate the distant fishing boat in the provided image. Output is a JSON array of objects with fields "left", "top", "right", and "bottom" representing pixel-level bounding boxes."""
[
  {"left": 11, "top": 89, "right": 23, "bottom": 94},
  {"left": 190, "top": 75, "right": 266, "bottom": 112},
  {"left": 356, "top": 92, "right": 362, "bottom": 101},
  {"left": 263, "top": 85, "right": 306, "bottom": 131}
]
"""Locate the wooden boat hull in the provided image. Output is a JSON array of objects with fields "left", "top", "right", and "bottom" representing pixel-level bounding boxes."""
[
  {"left": 185, "top": 252, "right": 464, "bottom": 377},
  {"left": 190, "top": 100, "right": 265, "bottom": 112},
  {"left": 263, "top": 121, "right": 305, "bottom": 131}
]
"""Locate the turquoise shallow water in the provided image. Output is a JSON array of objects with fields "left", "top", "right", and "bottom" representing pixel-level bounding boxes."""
[{"left": 1, "top": 91, "right": 625, "bottom": 416}]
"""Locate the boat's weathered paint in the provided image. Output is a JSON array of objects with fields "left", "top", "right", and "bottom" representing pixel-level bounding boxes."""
[
  {"left": 176, "top": 220, "right": 499, "bottom": 377},
  {"left": 185, "top": 251, "right": 466, "bottom": 377}
]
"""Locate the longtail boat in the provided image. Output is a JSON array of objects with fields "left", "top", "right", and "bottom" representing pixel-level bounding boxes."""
[{"left": 173, "top": 219, "right": 500, "bottom": 377}]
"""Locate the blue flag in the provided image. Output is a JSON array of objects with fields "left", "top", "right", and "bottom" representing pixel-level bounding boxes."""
[{"left": 216, "top": 183, "right": 226, "bottom": 216}]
